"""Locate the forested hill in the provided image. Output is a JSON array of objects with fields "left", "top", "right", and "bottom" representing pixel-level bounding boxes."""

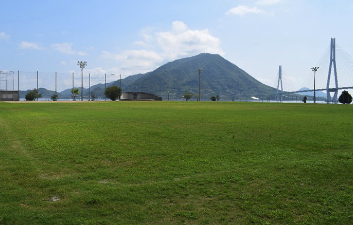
[{"left": 124, "top": 53, "right": 275, "bottom": 100}]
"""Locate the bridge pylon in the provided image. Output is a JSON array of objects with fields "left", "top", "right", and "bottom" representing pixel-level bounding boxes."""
[
  {"left": 326, "top": 38, "right": 339, "bottom": 102},
  {"left": 276, "top": 65, "right": 283, "bottom": 102}
]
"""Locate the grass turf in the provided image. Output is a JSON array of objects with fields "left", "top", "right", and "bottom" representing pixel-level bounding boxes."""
[{"left": 0, "top": 101, "right": 352, "bottom": 224}]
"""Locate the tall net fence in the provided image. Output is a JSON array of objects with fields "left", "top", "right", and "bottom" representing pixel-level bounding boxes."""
[
  {"left": 0, "top": 71, "right": 16, "bottom": 91},
  {"left": 3, "top": 71, "right": 118, "bottom": 101}
]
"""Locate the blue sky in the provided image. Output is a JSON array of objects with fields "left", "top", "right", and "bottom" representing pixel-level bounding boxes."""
[{"left": 1, "top": 0, "right": 353, "bottom": 92}]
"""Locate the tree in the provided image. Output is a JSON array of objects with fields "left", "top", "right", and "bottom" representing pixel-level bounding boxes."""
[
  {"left": 51, "top": 94, "right": 58, "bottom": 101},
  {"left": 25, "top": 89, "right": 42, "bottom": 101},
  {"left": 105, "top": 85, "right": 122, "bottom": 101},
  {"left": 90, "top": 92, "right": 96, "bottom": 101},
  {"left": 183, "top": 93, "right": 192, "bottom": 101},
  {"left": 210, "top": 96, "right": 216, "bottom": 101},
  {"left": 216, "top": 95, "right": 220, "bottom": 101},
  {"left": 71, "top": 88, "right": 79, "bottom": 101},
  {"left": 194, "top": 94, "right": 199, "bottom": 100},
  {"left": 338, "top": 90, "right": 352, "bottom": 104}
]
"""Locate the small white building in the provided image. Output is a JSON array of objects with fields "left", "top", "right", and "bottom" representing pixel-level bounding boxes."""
[{"left": 121, "top": 92, "right": 162, "bottom": 101}]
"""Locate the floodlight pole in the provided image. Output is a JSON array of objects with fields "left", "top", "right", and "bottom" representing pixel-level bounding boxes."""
[
  {"left": 197, "top": 69, "right": 203, "bottom": 101},
  {"left": 311, "top": 66, "right": 319, "bottom": 103},
  {"left": 77, "top": 61, "right": 87, "bottom": 101}
]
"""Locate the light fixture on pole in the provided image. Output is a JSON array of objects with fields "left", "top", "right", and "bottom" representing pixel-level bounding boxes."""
[
  {"left": 311, "top": 66, "right": 319, "bottom": 103},
  {"left": 77, "top": 61, "right": 87, "bottom": 101}
]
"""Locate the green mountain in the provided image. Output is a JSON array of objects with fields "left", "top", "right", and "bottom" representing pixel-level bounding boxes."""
[
  {"left": 123, "top": 53, "right": 276, "bottom": 100},
  {"left": 19, "top": 54, "right": 276, "bottom": 101}
]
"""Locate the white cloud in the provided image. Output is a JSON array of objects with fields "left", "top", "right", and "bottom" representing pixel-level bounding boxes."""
[
  {"left": 51, "top": 42, "right": 86, "bottom": 55},
  {"left": 226, "top": 5, "right": 265, "bottom": 16},
  {"left": 133, "top": 40, "right": 149, "bottom": 47},
  {"left": 102, "top": 21, "right": 224, "bottom": 75},
  {"left": 102, "top": 50, "right": 164, "bottom": 74},
  {"left": 256, "top": 0, "right": 282, "bottom": 5},
  {"left": 171, "top": 21, "right": 188, "bottom": 33},
  {"left": 0, "top": 32, "right": 10, "bottom": 40},
  {"left": 157, "top": 21, "right": 224, "bottom": 60},
  {"left": 19, "top": 41, "right": 44, "bottom": 50}
]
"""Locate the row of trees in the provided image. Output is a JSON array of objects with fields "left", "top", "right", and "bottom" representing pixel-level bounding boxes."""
[
  {"left": 24, "top": 88, "right": 353, "bottom": 103},
  {"left": 25, "top": 85, "right": 122, "bottom": 101},
  {"left": 183, "top": 93, "right": 220, "bottom": 101}
]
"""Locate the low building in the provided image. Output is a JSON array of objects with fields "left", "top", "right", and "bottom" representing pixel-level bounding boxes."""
[
  {"left": 121, "top": 92, "right": 162, "bottom": 101},
  {"left": 0, "top": 91, "right": 20, "bottom": 101}
]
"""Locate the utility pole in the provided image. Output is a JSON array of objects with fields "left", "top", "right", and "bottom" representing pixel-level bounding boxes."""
[
  {"left": 105, "top": 73, "right": 106, "bottom": 101},
  {"left": 311, "top": 66, "right": 319, "bottom": 103},
  {"left": 55, "top": 72, "right": 57, "bottom": 95},
  {"left": 197, "top": 69, "right": 203, "bottom": 101},
  {"left": 37, "top": 71, "right": 38, "bottom": 101},
  {"left": 77, "top": 61, "right": 87, "bottom": 101},
  {"left": 89, "top": 73, "right": 91, "bottom": 101}
]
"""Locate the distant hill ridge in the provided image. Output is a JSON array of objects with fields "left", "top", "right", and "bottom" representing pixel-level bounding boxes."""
[
  {"left": 124, "top": 53, "right": 276, "bottom": 100},
  {"left": 21, "top": 53, "right": 277, "bottom": 100}
]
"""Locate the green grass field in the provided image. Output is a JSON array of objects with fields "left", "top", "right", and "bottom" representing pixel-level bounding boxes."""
[{"left": 0, "top": 101, "right": 352, "bottom": 224}]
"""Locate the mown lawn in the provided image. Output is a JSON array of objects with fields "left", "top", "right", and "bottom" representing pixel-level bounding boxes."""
[{"left": 0, "top": 101, "right": 352, "bottom": 224}]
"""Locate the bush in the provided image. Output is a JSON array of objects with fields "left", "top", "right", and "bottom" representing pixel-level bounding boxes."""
[
  {"left": 338, "top": 90, "right": 352, "bottom": 104},
  {"left": 25, "top": 89, "right": 42, "bottom": 101},
  {"left": 105, "top": 85, "right": 122, "bottom": 101},
  {"left": 183, "top": 93, "right": 192, "bottom": 101},
  {"left": 51, "top": 94, "right": 58, "bottom": 101},
  {"left": 71, "top": 88, "right": 79, "bottom": 101}
]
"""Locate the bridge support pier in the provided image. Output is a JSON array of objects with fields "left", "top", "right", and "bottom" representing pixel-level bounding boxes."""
[
  {"left": 276, "top": 65, "right": 283, "bottom": 102},
  {"left": 326, "top": 38, "right": 339, "bottom": 103}
]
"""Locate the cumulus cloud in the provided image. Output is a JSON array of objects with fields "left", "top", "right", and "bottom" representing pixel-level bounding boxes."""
[
  {"left": 0, "top": 32, "right": 10, "bottom": 40},
  {"left": 102, "top": 21, "right": 224, "bottom": 75},
  {"left": 51, "top": 42, "right": 86, "bottom": 55},
  {"left": 19, "top": 41, "right": 44, "bottom": 50},
  {"left": 157, "top": 21, "right": 224, "bottom": 60},
  {"left": 226, "top": 5, "right": 265, "bottom": 16},
  {"left": 256, "top": 0, "right": 282, "bottom": 5}
]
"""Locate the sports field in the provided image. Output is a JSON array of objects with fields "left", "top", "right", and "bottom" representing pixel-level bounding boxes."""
[{"left": 0, "top": 101, "right": 352, "bottom": 224}]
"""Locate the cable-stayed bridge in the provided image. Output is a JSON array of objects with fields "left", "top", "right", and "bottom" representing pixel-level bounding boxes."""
[{"left": 277, "top": 38, "right": 353, "bottom": 103}]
